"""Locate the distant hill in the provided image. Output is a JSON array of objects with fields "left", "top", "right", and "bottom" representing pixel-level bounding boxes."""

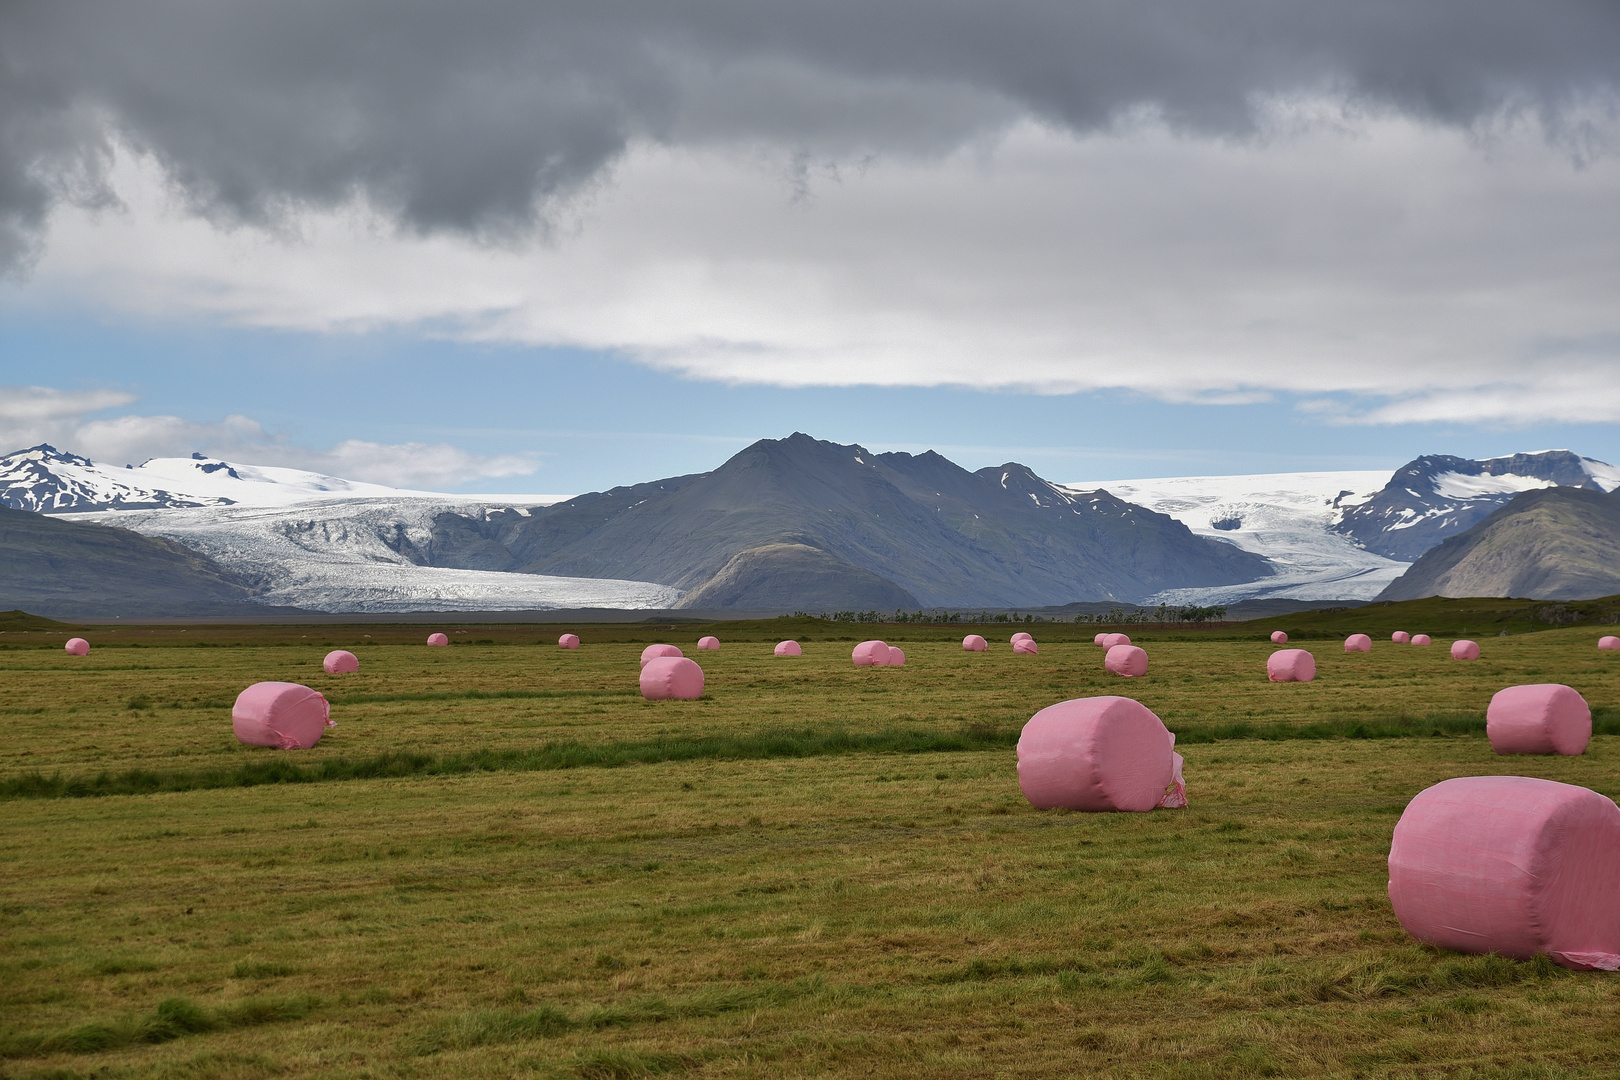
[
  {"left": 0, "top": 504, "right": 260, "bottom": 615},
  {"left": 1377, "top": 486, "right": 1620, "bottom": 602},
  {"left": 1333, "top": 450, "right": 1620, "bottom": 561},
  {"left": 426, "top": 434, "right": 1275, "bottom": 609}
]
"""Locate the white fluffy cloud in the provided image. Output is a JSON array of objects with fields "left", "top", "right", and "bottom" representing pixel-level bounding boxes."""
[{"left": 0, "top": 386, "right": 537, "bottom": 488}]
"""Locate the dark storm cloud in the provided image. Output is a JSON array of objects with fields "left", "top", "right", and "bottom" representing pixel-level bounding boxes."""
[{"left": 3, "top": 1, "right": 1619, "bottom": 272}]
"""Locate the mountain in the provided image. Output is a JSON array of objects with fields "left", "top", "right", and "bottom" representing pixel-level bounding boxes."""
[
  {"left": 1331, "top": 451, "right": 1620, "bottom": 561},
  {"left": 423, "top": 434, "right": 1275, "bottom": 609},
  {"left": 1377, "top": 486, "right": 1620, "bottom": 602},
  {"left": 0, "top": 504, "right": 261, "bottom": 615}
]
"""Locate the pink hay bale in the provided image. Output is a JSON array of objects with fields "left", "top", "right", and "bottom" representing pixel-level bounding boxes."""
[
  {"left": 640, "top": 644, "right": 683, "bottom": 669},
  {"left": 1270, "top": 631, "right": 1287, "bottom": 644},
  {"left": 1102, "top": 633, "right": 1131, "bottom": 648},
  {"left": 1392, "top": 631, "right": 1411, "bottom": 643},
  {"left": 1011, "top": 632, "right": 1033, "bottom": 644},
  {"left": 426, "top": 633, "right": 449, "bottom": 646},
  {"left": 696, "top": 636, "right": 720, "bottom": 650},
  {"left": 962, "top": 634, "right": 988, "bottom": 652},
  {"left": 1105, "top": 644, "right": 1148, "bottom": 677},
  {"left": 1411, "top": 634, "right": 1432, "bottom": 646},
  {"left": 1267, "top": 649, "right": 1316, "bottom": 682},
  {"left": 1487, "top": 684, "right": 1592, "bottom": 756},
  {"left": 1599, "top": 636, "right": 1620, "bottom": 651},
  {"left": 1388, "top": 775, "right": 1620, "bottom": 970},
  {"left": 1344, "top": 634, "right": 1372, "bottom": 653},
  {"left": 852, "top": 640, "right": 890, "bottom": 666},
  {"left": 323, "top": 650, "right": 359, "bottom": 674},
  {"left": 232, "top": 682, "right": 333, "bottom": 750},
  {"left": 558, "top": 633, "right": 580, "bottom": 649},
  {"left": 1451, "top": 639, "right": 1481, "bottom": 660},
  {"left": 1093, "top": 633, "right": 1108, "bottom": 646},
  {"left": 64, "top": 637, "right": 89, "bottom": 656},
  {"left": 888, "top": 646, "right": 906, "bottom": 666},
  {"left": 1012, "top": 638, "right": 1039, "bottom": 655},
  {"left": 1017, "top": 696, "right": 1185, "bottom": 812},
  {"left": 640, "top": 656, "right": 704, "bottom": 700},
  {"left": 774, "top": 640, "right": 802, "bottom": 656}
]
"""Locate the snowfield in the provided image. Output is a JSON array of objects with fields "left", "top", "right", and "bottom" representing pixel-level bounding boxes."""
[{"left": 1063, "top": 470, "right": 1409, "bottom": 605}]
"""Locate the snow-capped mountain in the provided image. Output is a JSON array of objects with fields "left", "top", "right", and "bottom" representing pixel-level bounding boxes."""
[
  {"left": 0, "top": 443, "right": 441, "bottom": 513},
  {"left": 1330, "top": 451, "right": 1620, "bottom": 561}
]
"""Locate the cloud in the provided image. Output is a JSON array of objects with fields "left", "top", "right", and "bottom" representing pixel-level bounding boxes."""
[{"left": 0, "top": 386, "right": 538, "bottom": 488}]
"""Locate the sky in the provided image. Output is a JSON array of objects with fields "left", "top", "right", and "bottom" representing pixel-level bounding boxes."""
[{"left": 3, "top": 2, "right": 1619, "bottom": 495}]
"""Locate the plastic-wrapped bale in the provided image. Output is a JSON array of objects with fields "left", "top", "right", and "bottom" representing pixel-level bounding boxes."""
[
  {"left": 1105, "top": 644, "right": 1148, "bottom": 677},
  {"left": 1344, "top": 634, "right": 1372, "bottom": 653},
  {"left": 1388, "top": 775, "right": 1620, "bottom": 970},
  {"left": 1267, "top": 649, "right": 1316, "bottom": 683},
  {"left": 640, "top": 644, "right": 683, "bottom": 669},
  {"left": 1011, "top": 632, "right": 1033, "bottom": 645},
  {"left": 1093, "top": 633, "right": 1108, "bottom": 646},
  {"left": 1411, "top": 634, "right": 1432, "bottom": 646},
  {"left": 1017, "top": 696, "right": 1186, "bottom": 812},
  {"left": 852, "top": 640, "right": 890, "bottom": 666},
  {"left": 558, "top": 633, "right": 581, "bottom": 649},
  {"left": 1599, "top": 636, "right": 1620, "bottom": 651},
  {"left": 427, "top": 633, "right": 449, "bottom": 646},
  {"left": 963, "top": 634, "right": 988, "bottom": 652},
  {"left": 1102, "top": 633, "right": 1131, "bottom": 649},
  {"left": 323, "top": 650, "right": 359, "bottom": 674},
  {"left": 1392, "top": 631, "right": 1411, "bottom": 644},
  {"left": 233, "top": 682, "right": 334, "bottom": 750},
  {"left": 1451, "top": 639, "right": 1481, "bottom": 660},
  {"left": 1270, "top": 631, "right": 1288, "bottom": 644},
  {"left": 697, "top": 636, "right": 720, "bottom": 650},
  {"left": 1487, "top": 684, "right": 1592, "bottom": 756},
  {"left": 888, "top": 646, "right": 906, "bottom": 666},
  {"left": 1013, "top": 638, "right": 1039, "bottom": 655},
  {"left": 64, "top": 637, "right": 89, "bottom": 656},
  {"left": 774, "top": 640, "right": 802, "bottom": 656},
  {"left": 640, "top": 656, "right": 704, "bottom": 700}
]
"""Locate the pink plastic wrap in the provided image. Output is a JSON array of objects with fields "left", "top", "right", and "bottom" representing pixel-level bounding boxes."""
[
  {"left": 963, "top": 634, "right": 988, "bottom": 652},
  {"left": 1392, "top": 631, "right": 1411, "bottom": 643},
  {"left": 323, "top": 649, "right": 359, "bottom": 674},
  {"left": 558, "top": 633, "right": 581, "bottom": 649},
  {"left": 1093, "top": 633, "right": 1108, "bottom": 646},
  {"left": 640, "top": 643, "right": 683, "bottom": 668},
  {"left": 1344, "top": 634, "right": 1372, "bottom": 652},
  {"left": 852, "top": 640, "right": 890, "bottom": 666},
  {"left": 1487, "top": 684, "right": 1592, "bottom": 756},
  {"left": 427, "top": 633, "right": 449, "bottom": 646},
  {"left": 1011, "top": 632, "right": 1033, "bottom": 645},
  {"left": 1012, "top": 638, "right": 1039, "bottom": 655},
  {"left": 64, "top": 638, "right": 89, "bottom": 656},
  {"left": 696, "top": 636, "right": 720, "bottom": 650},
  {"left": 1102, "top": 633, "right": 1131, "bottom": 648},
  {"left": 1388, "top": 776, "right": 1620, "bottom": 970},
  {"left": 1411, "top": 634, "right": 1432, "bottom": 646},
  {"left": 1105, "top": 644, "right": 1148, "bottom": 677},
  {"left": 774, "top": 640, "right": 802, "bottom": 656},
  {"left": 1270, "top": 631, "right": 1288, "bottom": 644},
  {"left": 640, "top": 656, "right": 704, "bottom": 700},
  {"left": 1017, "top": 696, "right": 1185, "bottom": 812},
  {"left": 233, "top": 682, "right": 333, "bottom": 750},
  {"left": 1451, "top": 639, "right": 1480, "bottom": 660},
  {"left": 888, "top": 646, "right": 906, "bottom": 666},
  {"left": 1267, "top": 649, "right": 1316, "bottom": 682},
  {"left": 1599, "top": 636, "right": 1619, "bottom": 651}
]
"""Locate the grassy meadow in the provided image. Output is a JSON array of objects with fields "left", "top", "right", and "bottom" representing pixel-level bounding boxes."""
[{"left": 3, "top": 613, "right": 1620, "bottom": 1078}]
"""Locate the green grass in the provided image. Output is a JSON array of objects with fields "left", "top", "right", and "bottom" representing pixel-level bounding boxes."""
[{"left": 2, "top": 620, "right": 1620, "bottom": 1077}]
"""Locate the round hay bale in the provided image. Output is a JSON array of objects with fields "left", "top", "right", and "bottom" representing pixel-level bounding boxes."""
[
  {"left": 640, "top": 656, "right": 704, "bottom": 700},
  {"left": 323, "top": 650, "right": 359, "bottom": 674},
  {"left": 64, "top": 637, "right": 89, "bottom": 656},
  {"left": 1270, "top": 631, "right": 1288, "bottom": 644},
  {"left": 1093, "top": 633, "right": 1108, "bottom": 646},
  {"left": 888, "top": 646, "right": 906, "bottom": 666},
  {"left": 1102, "top": 633, "right": 1131, "bottom": 648},
  {"left": 233, "top": 682, "right": 332, "bottom": 750},
  {"left": 1599, "top": 636, "right": 1619, "bottom": 651},
  {"left": 1392, "top": 631, "right": 1411, "bottom": 643},
  {"left": 1451, "top": 639, "right": 1480, "bottom": 660},
  {"left": 852, "top": 640, "right": 890, "bottom": 666},
  {"left": 1017, "top": 696, "right": 1185, "bottom": 812},
  {"left": 1011, "top": 632, "right": 1033, "bottom": 644},
  {"left": 426, "top": 633, "right": 449, "bottom": 646},
  {"left": 1104, "top": 644, "right": 1148, "bottom": 677},
  {"left": 696, "top": 636, "right": 720, "bottom": 650},
  {"left": 1411, "top": 634, "right": 1432, "bottom": 646},
  {"left": 1389, "top": 776, "right": 1620, "bottom": 969},
  {"left": 1487, "top": 684, "right": 1592, "bottom": 756},
  {"left": 962, "top": 634, "right": 988, "bottom": 652},
  {"left": 1012, "top": 638, "right": 1039, "bottom": 655},
  {"left": 774, "top": 640, "right": 802, "bottom": 656},
  {"left": 1344, "top": 634, "right": 1372, "bottom": 653},
  {"left": 640, "top": 644, "right": 683, "bottom": 669},
  {"left": 558, "top": 633, "right": 581, "bottom": 649},
  {"left": 1267, "top": 649, "right": 1316, "bottom": 682}
]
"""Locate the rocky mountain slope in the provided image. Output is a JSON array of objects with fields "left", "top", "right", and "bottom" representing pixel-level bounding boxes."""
[{"left": 1377, "top": 486, "right": 1620, "bottom": 601}]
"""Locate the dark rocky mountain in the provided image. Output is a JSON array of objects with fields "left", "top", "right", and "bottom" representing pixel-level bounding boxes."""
[
  {"left": 0, "top": 504, "right": 261, "bottom": 615},
  {"left": 1377, "top": 486, "right": 1620, "bottom": 602},
  {"left": 423, "top": 433, "right": 1274, "bottom": 609},
  {"left": 1332, "top": 450, "right": 1620, "bottom": 561}
]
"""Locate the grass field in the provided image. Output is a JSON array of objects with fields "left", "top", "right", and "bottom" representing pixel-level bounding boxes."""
[{"left": 3, "top": 612, "right": 1620, "bottom": 1078}]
